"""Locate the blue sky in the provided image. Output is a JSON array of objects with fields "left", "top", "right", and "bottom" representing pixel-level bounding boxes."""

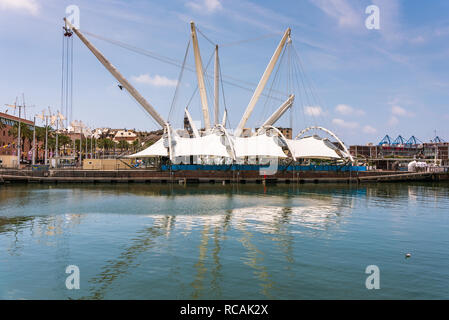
[{"left": 1, "top": 0, "right": 449, "bottom": 145}]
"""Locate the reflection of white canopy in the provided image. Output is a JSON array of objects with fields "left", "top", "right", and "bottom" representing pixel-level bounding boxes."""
[
  {"left": 173, "top": 134, "right": 231, "bottom": 157},
  {"left": 288, "top": 136, "right": 346, "bottom": 159},
  {"left": 127, "top": 138, "right": 168, "bottom": 157},
  {"left": 233, "top": 134, "right": 287, "bottom": 158}
]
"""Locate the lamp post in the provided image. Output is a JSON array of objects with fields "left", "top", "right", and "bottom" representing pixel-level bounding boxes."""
[
  {"left": 44, "top": 116, "right": 48, "bottom": 165},
  {"left": 32, "top": 116, "right": 36, "bottom": 165},
  {"left": 17, "top": 103, "right": 22, "bottom": 169}
]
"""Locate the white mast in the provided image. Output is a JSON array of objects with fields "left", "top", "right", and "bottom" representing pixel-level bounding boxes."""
[
  {"left": 235, "top": 28, "right": 291, "bottom": 137},
  {"left": 261, "top": 94, "right": 294, "bottom": 127},
  {"left": 190, "top": 21, "right": 211, "bottom": 130},
  {"left": 184, "top": 108, "right": 200, "bottom": 138},
  {"left": 64, "top": 18, "right": 167, "bottom": 128},
  {"left": 221, "top": 110, "right": 227, "bottom": 127},
  {"left": 214, "top": 45, "right": 219, "bottom": 126}
]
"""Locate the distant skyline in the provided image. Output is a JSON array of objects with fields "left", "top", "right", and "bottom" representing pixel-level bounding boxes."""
[{"left": 1, "top": 0, "right": 449, "bottom": 144}]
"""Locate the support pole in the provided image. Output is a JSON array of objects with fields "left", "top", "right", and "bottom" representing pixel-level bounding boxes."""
[
  {"left": 17, "top": 104, "right": 21, "bottom": 169},
  {"left": 32, "top": 116, "right": 36, "bottom": 165},
  {"left": 214, "top": 45, "right": 219, "bottom": 126},
  {"left": 235, "top": 28, "right": 291, "bottom": 137},
  {"left": 190, "top": 21, "right": 211, "bottom": 130},
  {"left": 44, "top": 117, "right": 48, "bottom": 165},
  {"left": 261, "top": 94, "right": 294, "bottom": 127},
  {"left": 221, "top": 110, "right": 227, "bottom": 127},
  {"left": 64, "top": 18, "right": 167, "bottom": 128},
  {"left": 185, "top": 108, "right": 200, "bottom": 138},
  {"left": 55, "top": 119, "right": 59, "bottom": 160}
]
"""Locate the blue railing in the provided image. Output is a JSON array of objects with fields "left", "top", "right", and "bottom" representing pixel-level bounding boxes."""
[{"left": 162, "top": 164, "right": 366, "bottom": 172}]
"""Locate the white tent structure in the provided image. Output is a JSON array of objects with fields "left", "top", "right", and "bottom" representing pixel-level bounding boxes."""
[
  {"left": 172, "top": 134, "right": 231, "bottom": 158},
  {"left": 288, "top": 135, "right": 348, "bottom": 160},
  {"left": 127, "top": 132, "right": 232, "bottom": 159},
  {"left": 128, "top": 137, "right": 168, "bottom": 158},
  {"left": 233, "top": 134, "right": 288, "bottom": 158},
  {"left": 293, "top": 126, "right": 354, "bottom": 163}
]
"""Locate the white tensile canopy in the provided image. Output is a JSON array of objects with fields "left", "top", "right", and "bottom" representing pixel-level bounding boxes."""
[
  {"left": 288, "top": 135, "right": 347, "bottom": 159},
  {"left": 128, "top": 133, "right": 290, "bottom": 159},
  {"left": 233, "top": 134, "right": 287, "bottom": 158},
  {"left": 172, "top": 134, "right": 231, "bottom": 157},
  {"left": 127, "top": 137, "right": 168, "bottom": 158},
  {"left": 129, "top": 133, "right": 350, "bottom": 160}
]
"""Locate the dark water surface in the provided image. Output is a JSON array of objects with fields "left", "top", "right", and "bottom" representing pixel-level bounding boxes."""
[{"left": 0, "top": 183, "right": 448, "bottom": 299}]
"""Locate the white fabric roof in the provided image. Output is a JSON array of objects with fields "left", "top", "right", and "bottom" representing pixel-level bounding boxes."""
[
  {"left": 233, "top": 134, "right": 287, "bottom": 158},
  {"left": 288, "top": 136, "right": 346, "bottom": 159},
  {"left": 128, "top": 134, "right": 348, "bottom": 160},
  {"left": 127, "top": 138, "right": 168, "bottom": 158},
  {"left": 173, "top": 134, "right": 231, "bottom": 157}
]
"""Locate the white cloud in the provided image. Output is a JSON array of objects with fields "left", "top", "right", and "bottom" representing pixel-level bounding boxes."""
[
  {"left": 309, "top": 0, "right": 361, "bottom": 28},
  {"left": 391, "top": 105, "right": 414, "bottom": 117},
  {"left": 0, "top": 0, "right": 39, "bottom": 15},
  {"left": 332, "top": 118, "right": 359, "bottom": 129},
  {"left": 388, "top": 116, "right": 399, "bottom": 126},
  {"left": 363, "top": 125, "right": 377, "bottom": 134},
  {"left": 131, "top": 74, "right": 178, "bottom": 87},
  {"left": 410, "top": 35, "right": 425, "bottom": 44},
  {"left": 391, "top": 105, "right": 406, "bottom": 116},
  {"left": 335, "top": 104, "right": 365, "bottom": 116},
  {"left": 304, "top": 106, "right": 324, "bottom": 116},
  {"left": 186, "top": 0, "right": 222, "bottom": 14}
]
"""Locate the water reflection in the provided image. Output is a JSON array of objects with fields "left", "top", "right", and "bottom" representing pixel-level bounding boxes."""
[{"left": 1, "top": 182, "right": 448, "bottom": 299}]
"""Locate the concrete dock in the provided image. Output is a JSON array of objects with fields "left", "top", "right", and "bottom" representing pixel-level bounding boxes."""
[{"left": 1, "top": 169, "right": 447, "bottom": 184}]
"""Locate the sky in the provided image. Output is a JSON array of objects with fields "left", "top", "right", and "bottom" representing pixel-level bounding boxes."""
[{"left": 1, "top": 0, "right": 449, "bottom": 145}]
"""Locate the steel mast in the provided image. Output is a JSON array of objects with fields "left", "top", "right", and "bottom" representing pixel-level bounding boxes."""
[
  {"left": 190, "top": 21, "right": 211, "bottom": 130},
  {"left": 64, "top": 18, "right": 167, "bottom": 128},
  {"left": 235, "top": 28, "right": 291, "bottom": 137}
]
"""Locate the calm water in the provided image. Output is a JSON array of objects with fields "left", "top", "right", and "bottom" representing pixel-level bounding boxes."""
[{"left": 0, "top": 182, "right": 448, "bottom": 300}]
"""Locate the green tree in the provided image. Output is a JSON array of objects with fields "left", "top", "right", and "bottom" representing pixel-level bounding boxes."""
[
  {"left": 98, "top": 138, "right": 114, "bottom": 151},
  {"left": 132, "top": 139, "right": 141, "bottom": 152},
  {"left": 118, "top": 140, "right": 129, "bottom": 152},
  {"left": 58, "top": 134, "right": 72, "bottom": 153},
  {"left": 8, "top": 122, "right": 34, "bottom": 158}
]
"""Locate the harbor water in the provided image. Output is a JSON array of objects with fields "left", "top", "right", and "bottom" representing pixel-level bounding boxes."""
[{"left": 0, "top": 183, "right": 448, "bottom": 299}]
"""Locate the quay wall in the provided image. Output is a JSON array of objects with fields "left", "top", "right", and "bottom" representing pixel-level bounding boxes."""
[{"left": 1, "top": 168, "right": 448, "bottom": 184}]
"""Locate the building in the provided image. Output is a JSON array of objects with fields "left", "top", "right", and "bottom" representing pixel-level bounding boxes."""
[
  {"left": 350, "top": 137, "right": 449, "bottom": 170},
  {"left": 422, "top": 142, "right": 449, "bottom": 165},
  {"left": 0, "top": 112, "right": 36, "bottom": 160},
  {"left": 113, "top": 130, "right": 137, "bottom": 144},
  {"left": 278, "top": 127, "right": 292, "bottom": 139}
]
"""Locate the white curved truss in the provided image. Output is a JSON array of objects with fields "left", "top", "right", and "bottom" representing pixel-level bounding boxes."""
[
  {"left": 295, "top": 126, "right": 354, "bottom": 163},
  {"left": 258, "top": 125, "right": 296, "bottom": 161},
  {"left": 215, "top": 124, "right": 237, "bottom": 161},
  {"left": 164, "top": 122, "right": 174, "bottom": 161}
]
